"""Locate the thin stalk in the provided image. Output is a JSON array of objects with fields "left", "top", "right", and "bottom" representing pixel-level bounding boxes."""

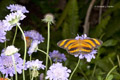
[
  {"left": 31, "top": 69, "right": 35, "bottom": 80},
  {"left": 79, "top": 68, "right": 88, "bottom": 80},
  {"left": 108, "top": 58, "right": 114, "bottom": 66},
  {"left": 117, "top": 55, "right": 120, "bottom": 68},
  {"left": 37, "top": 49, "right": 52, "bottom": 65},
  {"left": 92, "top": 64, "right": 97, "bottom": 77},
  {"left": 17, "top": 23, "right": 27, "bottom": 80},
  {"left": 29, "top": 55, "right": 32, "bottom": 79},
  {"left": 105, "top": 65, "right": 117, "bottom": 80},
  {"left": 12, "top": 55, "right": 18, "bottom": 80},
  {"left": 45, "top": 22, "right": 50, "bottom": 75},
  {"left": 4, "top": 41, "right": 7, "bottom": 48},
  {"left": 12, "top": 26, "right": 18, "bottom": 44},
  {"left": 69, "top": 59, "right": 80, "bottom": 80}
]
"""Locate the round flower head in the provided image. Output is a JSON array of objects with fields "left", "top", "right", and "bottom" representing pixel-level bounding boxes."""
[
  {"left": 49, "top": 50, "right": 66, "bottom": 62},
  {"left": 46, "top": 63, "right": 71, "bottom": 80},
  {"left": 25, "top": 59, "right": 45, "bottom": 70},
  {"left": 74, "top": 34, "right": 98, "bottom": 62},
  {"left": 3, "top": 10, "right": 26, "bottom": 31},
  {"left": 7, "top": 4, "right": 29, "bottom": 13},
  {"left": 3, "top": 45, "right": 19, "bottom": 56},
  {"left": 24, "top": 30, "right": 44, "bottom": 55},
  {"left": 24, "top": 30, "right": 44, "bottom": 42},
  {"left": 42, "top": 13, "right": 54, "bottom": 24},
  {"left": 0, "top": 52, "right": 24, "bottom": 77}
]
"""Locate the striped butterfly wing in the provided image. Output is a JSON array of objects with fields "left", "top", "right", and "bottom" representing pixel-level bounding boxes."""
[{"left": 57, "top": 38, "right": 102, "bottom": 55}]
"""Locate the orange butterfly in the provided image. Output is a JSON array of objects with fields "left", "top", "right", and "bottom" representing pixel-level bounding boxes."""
[
  {"left": 0, "top": 78, "right": 8, "bottom": 80},
  {"left": 25, "top": 36, "right": 32, "bottom": 47},
  {"left": 57, "top": 38, "right": 102, "bottom": 55}
]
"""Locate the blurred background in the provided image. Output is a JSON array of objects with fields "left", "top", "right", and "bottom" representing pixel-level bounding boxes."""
[{"left": 0, "top": 0, "right": 120, "bottom": 80}]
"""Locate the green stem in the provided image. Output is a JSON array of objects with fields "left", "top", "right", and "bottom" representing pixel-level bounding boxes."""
[
  {"left": 117, "top": 55, "right": 120, "bottom": 68},
  {"left": 45, "top": 22, "right": 50, "bottom": 75},
  {"left": 37, "top": 49, "right": 52, "bottom": 65},
  {"left": 17, "top": 23, "right": 27, "bottom": 80},
  {"left": 105, "top": 65, "right": 117, "bottom": 80},
  {"left": 69, "top": 59, "right": 80, "bottom": 80},
  {"left": 12, "top": 26, "right": 18, "bottom": 44},
  {"left": 4, "top": 41, "right": 7, "bottom": 48},
  {"left": 92, "top": 64, "right": 97, "bottom": 77},
  {"left": 29, "top": 55, "right": 32, "bottom": 79},
  {"left": 79, "top": 68, "right": 88, "bottom": 80},
  {"left": 12, "top": 55, "right": 18, "bottom": 80}
]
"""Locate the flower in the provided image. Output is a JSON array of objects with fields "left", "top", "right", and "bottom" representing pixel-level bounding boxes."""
[
  {"left": 28, "top": 40, "right": 39, "bottom": 55},
  {"left": 25, "top": 59, "right": 45, "bottom": 70},
  {"left": 0, "top": 20, "right": 7, "bottom": 43},
  {"left": 0, "top": 53, "right": 24, "bottom": 77},
  {"left": 7, "top": 4, "right": 29, "bottom": 13},
  {"left": 74, "top": 34, "right": 98, "bottom": 62},
  {"left": 24, "top": 30, "right": 44, "bottom": 42},
  {"left": 24, "top": 30, "right": 44, "bottom": 55},
  {"left": 42, "top": 13, "right": 54, "bottom": 24},
  {"left": 49, "top": 50, "right": 66, "bottom": 62},
  {"left": 2, "top": 45, "right": 19, "bottom": 56},
  {"left": 3, "top": 10, "right": 26, "bottom": 31},
  {"left": 46, "top": 63, "right": 71, "bottom": 80}
]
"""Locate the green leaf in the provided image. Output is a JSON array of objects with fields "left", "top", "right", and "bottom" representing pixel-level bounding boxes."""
[
  {"left": 62, "top": 0, "right": 80, "bottom": 38},
  {"left": 90, "top": 16, "right": 110, "bottom": 38},
  {"left": 102, "top": 39, "right": 118, "bottom": 47},
  {"left": 106, "top": 75, "right": 113, "bottom": 80},
  {"left": 97, "top": 76, "right": 103, "bottom": 80}
]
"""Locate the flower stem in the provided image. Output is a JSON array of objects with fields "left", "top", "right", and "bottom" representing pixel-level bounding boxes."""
[
  {"left": 69, "top": 59, "right": 80, "bottom": 80},
  {"left": 45, "top": 22, "right": 50, "bottom": 75},
  {"left": 17, "top": 23, "right": 27, "bottom": 80},
  {"left": 12, "top": 26, "right": 18, "bottom": 44},
  {"left": 37, "top": 49, "right": 52, "bottom": 65},
  {"left": 105, "top": 65, "right": 117, "bottom": 80},
  {"left": 12, "top": 55, "right": 18, "bottom": 80},
  {"left": 29, "top": 55, "right": 32, "bottom": 79}
]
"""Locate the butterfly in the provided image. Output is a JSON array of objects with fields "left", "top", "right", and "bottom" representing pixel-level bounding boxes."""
[
  {"left": 25, "top": 36, "right": 32, "bottom": 47},
  {"left": 57, "top": 38, "right": 102, "bottom": 55}
]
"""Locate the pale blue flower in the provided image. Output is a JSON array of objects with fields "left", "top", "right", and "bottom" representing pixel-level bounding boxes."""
[
  {"left": 25, "top": 59, "right": 45, "bottom": 70},
  {"left": 0, "top": 52, "right": 24, "bottom": 77},
  {"left": 0, "top": 20, "right": 7, "bottom": 43},
  {"left": 24, "top": 30, "right": 44, "bottom": 42},
  {"left": 7, "top": 4, "right": 29, "bottom": 13},
  {"left": 46, "top": 63, "right": 71, "bottom": 80},
  {"left": 49, "top": 50, "right": 66, "bottom": 62},
  {"left": 3, "top": 10, "right": 26, "bottom": 31},
  {"left": 24, "top": 30, "right": 44, "bottom": 55},
  {"left": 28, "top": 40, "right": 39, "bottom": 56}
]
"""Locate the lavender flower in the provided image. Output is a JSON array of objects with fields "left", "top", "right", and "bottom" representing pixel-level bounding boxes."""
[
  {"left": 25, "top": 59, "right": 45, "bottom": 70},
  {"left": 0, "top": 20, "right": 7, "bottom": 43},
  {"left": 46, "top": 63, "right": 71, "bottom": 80},
  {"left": 0, "top": 53, "right": 24, "bottom": 77},
  {"left": 49, "top": 50, "right": 66, "bottom": 62},
  {"left": 24, "top": 30, "right": 44, "bottom": 42},
  {"left": 24, "top": 30, "right": 44, "bottom": 55},
  {"left": 7, "top": 4, "right": 29, "bottom": 13},
  {"left": 3, "top": 10, "right": 26, "bottom": 31},
  {"left": 2, "top": 45, "right": 19, "bottom": 56},
  {"left": 74, "top": 34, "right": 98, "bottom": 62},
  {"left": 28, "top": 40, "right": 39, "bottom": 55}
]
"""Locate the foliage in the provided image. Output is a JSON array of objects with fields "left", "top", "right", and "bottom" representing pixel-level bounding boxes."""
[{"left": 0, "top": 0, "right": 120, "bottom": 80}]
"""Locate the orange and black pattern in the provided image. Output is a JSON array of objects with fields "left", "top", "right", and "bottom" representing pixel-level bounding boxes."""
[{"left": 57, "top": 38, "right": 102, "bottom": 55}]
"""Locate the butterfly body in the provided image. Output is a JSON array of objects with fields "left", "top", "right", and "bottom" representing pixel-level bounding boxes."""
[{"left": 57, "top": 38, "right": 102, "bottom": 55}]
